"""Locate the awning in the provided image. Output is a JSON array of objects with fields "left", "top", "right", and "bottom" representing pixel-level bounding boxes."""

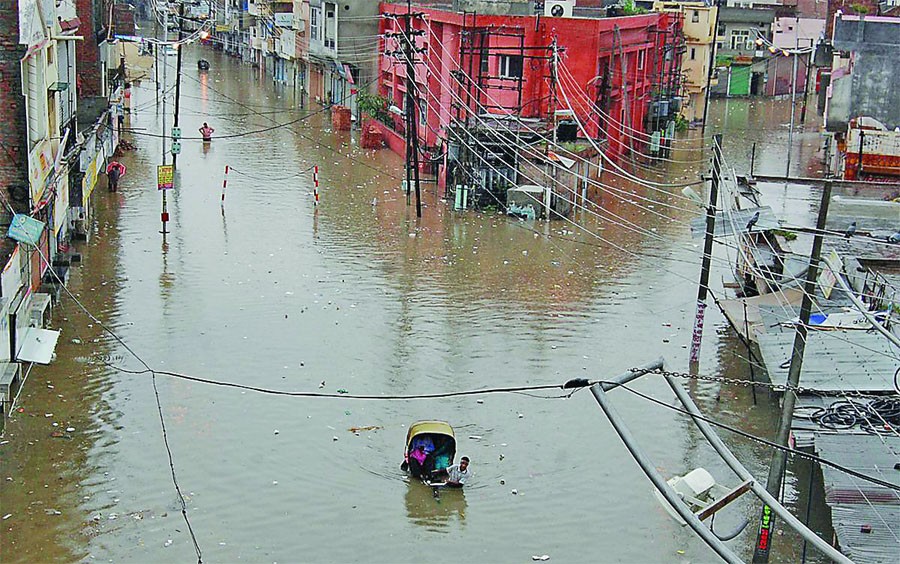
[{"left": 17, "top": 328, "right": 61, "bottom": 364}]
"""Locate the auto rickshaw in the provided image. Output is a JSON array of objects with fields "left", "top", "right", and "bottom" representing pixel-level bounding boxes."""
[{"left": 400, "top": 421, "right": 456, "bottom": 479}]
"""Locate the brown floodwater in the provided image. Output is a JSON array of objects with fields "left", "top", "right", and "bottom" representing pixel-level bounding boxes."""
[{"left": 0, "top": 45, "right": 835, "bottom": 563}]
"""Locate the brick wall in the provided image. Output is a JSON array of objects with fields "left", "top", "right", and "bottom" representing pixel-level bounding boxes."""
[
  {"left": 0, "top": 0, "right": 30, "bottom": 219},
  {"left": 75, "top": 0, "right": 103, "bottom": 97}
]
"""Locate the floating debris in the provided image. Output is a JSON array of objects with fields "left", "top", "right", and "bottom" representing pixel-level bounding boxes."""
[{"left": 348, "top": 426, "right": 382, "bottom": 433}]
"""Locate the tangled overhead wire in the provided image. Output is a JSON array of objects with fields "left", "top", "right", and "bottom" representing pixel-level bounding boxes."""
[{"left": 798, "top": 398, "right": 900, "bottom": 433}]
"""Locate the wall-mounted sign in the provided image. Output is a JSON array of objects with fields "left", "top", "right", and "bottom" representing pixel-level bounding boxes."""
[{"left": 7, "top": 214, "right": 46, "bottom": 246}]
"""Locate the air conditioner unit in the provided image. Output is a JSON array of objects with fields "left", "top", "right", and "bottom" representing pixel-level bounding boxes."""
[{"left": 545, "top": 0, "right": 575, "bottom": 18}]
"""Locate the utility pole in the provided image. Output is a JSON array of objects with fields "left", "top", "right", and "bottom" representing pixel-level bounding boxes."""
[
  {"left": 547, "top": 36, "right": 558, "bottom": 220},
  {"left": 155, "top": 9, "right": 160, "bottom": 106},
  {"left": 160, "top": 7, "right": 169, "bottom": 236},
  {"left": 701, "top": 0, "right": 722, "bottom": 133},
  {"left": 172, "top": 1, "right": 185, "bottom": 170},
  {"left": 785, "top": 48, "right": 799, "bottom": 178},
  {"left": 752, "top": 180, "right": 832, "bottom": 563},
  {"left": 402, "top": 0, "right": 422, "bottom": 218},
  {"left": 800, "top": 40, "right": 812, "bottom": 123},
  {"left": 689, "top": 134, "right": 722, "bottom": 364}
]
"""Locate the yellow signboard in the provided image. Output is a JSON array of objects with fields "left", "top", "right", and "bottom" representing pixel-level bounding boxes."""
[
  {"left": 82, "top": 154, "right": 100, "bottom": 206},
  {"left": 28, "top": 138, "right": 54, "bottom": 202},
  {"left": 157, "top": 165, "right": 174, "bottom": 190}
]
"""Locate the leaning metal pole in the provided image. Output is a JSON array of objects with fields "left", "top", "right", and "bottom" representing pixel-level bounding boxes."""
[
  {"left": 753, "top": 180, "right": 832, "bottom": 563},
  {"left": 663, "top": 375, "right": 851, "bottom": 563},
  {"left": 588, "top": 359, "right": 743, "bottom": 564}
]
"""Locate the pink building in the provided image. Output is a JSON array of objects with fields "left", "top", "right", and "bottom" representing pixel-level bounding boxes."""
[
  {"left": 376, "top": 3, "right": 682, "bottom": 159},
  {"left": 764, "top": 16, "right": 824, "bottom": 96}
]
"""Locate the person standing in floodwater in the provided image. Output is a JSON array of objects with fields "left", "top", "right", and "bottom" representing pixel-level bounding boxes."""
[
  {"left": 199, "top": 122, "right": 215, "bottom": 142},
  {"left": 106, "top": 161, "right": 126, "bottom": 192}
]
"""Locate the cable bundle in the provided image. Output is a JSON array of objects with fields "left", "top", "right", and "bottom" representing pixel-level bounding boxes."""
[{"left": 805, "top": 398, "right": 900, "bottom": 432}]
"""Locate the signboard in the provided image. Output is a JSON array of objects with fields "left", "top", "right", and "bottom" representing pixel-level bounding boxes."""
[
  {"left": 28, "top": 138, "right": 54, "bottom": 202},
  {"left": 82, "top": 150, "right": 103, "bottom": 206},
  {"left": 53, "top": 174, "right": 69, "bottom": 237},
  {"left": 274, "top": 12, "right": 293, "bottom": 27},
  {"left": 2, "top": 246, "right": 22, "bottom": 301},
  {"left": 817, "top": 249, "right": 841, "bottom": 300},
  {"left": 278, "top": 30, "right": 296, "bottom": 58},
  {"left": 7, "top": 214, "right": 46, "bottom": 246},
  {"left": 157, "top": 165, "right": 174, "bottom": 190},
  {"left": 18, "top": 0, "right": 47, "bottom": 48}
]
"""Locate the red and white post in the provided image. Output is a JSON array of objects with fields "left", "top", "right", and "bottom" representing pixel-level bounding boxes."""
[
  {"left": 313, "top": 165, "right": 319, "bottom": 205},
  {"left": 221, "top": 165, "right": 229, "bottom": 202}
]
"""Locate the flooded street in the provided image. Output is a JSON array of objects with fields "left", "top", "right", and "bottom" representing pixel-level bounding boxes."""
[{"left": 2, "top": 46, "right": 834, "bottom": 563}]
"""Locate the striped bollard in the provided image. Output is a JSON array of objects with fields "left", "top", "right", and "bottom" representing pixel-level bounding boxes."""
[
  {"left": 221, "top": 165, "right": 229, "bottom": 202},
  {"left": 313, "top": 165, "right": 319, "bottom": 205}
]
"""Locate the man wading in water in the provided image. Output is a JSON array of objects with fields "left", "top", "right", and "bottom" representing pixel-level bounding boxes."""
[
  {"left": 199, "top": 122, "right": 215, "bottom": 142},
  {"left": 430, "top": 456, "right": 470, "bottom": 488}
]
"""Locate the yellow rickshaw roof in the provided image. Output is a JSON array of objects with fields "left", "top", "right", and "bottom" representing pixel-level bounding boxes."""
[{"left": 406, "top": 421, "right": 455, "bottom": 443}]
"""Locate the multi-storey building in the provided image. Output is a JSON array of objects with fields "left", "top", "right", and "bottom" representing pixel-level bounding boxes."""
[
  {"left": 711, "top": 6, "right": 774, "bottom": 96},
  {"left": 822, "top": 13, "right": 900, "bottom": 180},
  {"left": 654, "top": 1, "right": 717, "bottom": 122},
  {"left": 376, "top": 1, "right": 683, "bottom": 205},
  {"left": 306, "top": 0, "right": 380, "bottom": 112}
]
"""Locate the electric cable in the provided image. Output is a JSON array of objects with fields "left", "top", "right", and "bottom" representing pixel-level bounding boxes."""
[{"left": 610, "top": 381, "right": 900, "bottom": 492}]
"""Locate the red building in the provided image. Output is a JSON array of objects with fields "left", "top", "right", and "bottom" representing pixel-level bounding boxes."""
[{"left": 377, "top": 3, "right": 682, "bottom": 161}]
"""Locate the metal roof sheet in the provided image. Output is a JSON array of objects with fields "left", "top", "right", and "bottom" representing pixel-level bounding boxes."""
[
  {"left": 757, "top": 331, "right": 899, "bottom": 393},
  {"left": 814, "top": 433, "right": 900, "bottom": 563}
]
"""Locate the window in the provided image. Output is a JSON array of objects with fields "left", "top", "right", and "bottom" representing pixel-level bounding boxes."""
[
  {"left": 310, "top": 7, "right": 320, "bottom": 41},
  {"left": 692, "top": 10, "right": 699, "bottom": 23},
  {"left": 637, "top": 50, "right": 645, "bottom": 71},
  {"left": 324, "top": 3, "right": 336, "bottom": 50},
  {"left": 419, "top": 99, "right": 427, "bottom": 127},
  {"left": 498, "top": 55, "right": 523, "bottom": 79},
  {"left": 730, "top": 29, "right": 750, "bottom": 50},
  {"left": 480, "top": 48, "right": 489, "bottom": 74},
  {"left": 690, "top": 47, "right": 696, "bottom": 60}
]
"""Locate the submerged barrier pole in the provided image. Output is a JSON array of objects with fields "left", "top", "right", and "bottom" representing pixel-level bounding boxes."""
[
  {"left": 221, "top": 165, "right": 229, "bottom": 203},
  {"left": 753, "top": 180, "right": 833, "bottom": 563},
  {"left": 690, "top": 134, "right": 723, "bottom": 364},
  {"left": 313, "top": 165, "right": 319, "bottom": 205}
]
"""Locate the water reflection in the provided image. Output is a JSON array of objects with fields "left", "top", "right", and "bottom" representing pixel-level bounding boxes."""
[{"left": 405, "top": 481, "right": 467, "bottom": 532}]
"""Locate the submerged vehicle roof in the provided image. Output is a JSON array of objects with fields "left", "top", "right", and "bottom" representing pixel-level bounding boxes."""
[{"left": 406, "top": 420, "right": 455, "bottom": 443}]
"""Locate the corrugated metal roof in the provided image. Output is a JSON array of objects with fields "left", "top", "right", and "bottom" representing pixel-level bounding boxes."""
[
  {"left": 814, "top": 433, "right": 900, "bottom": 563},
  {"left": 757, "top": 331, "right": 899, "bottom": 393}
]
